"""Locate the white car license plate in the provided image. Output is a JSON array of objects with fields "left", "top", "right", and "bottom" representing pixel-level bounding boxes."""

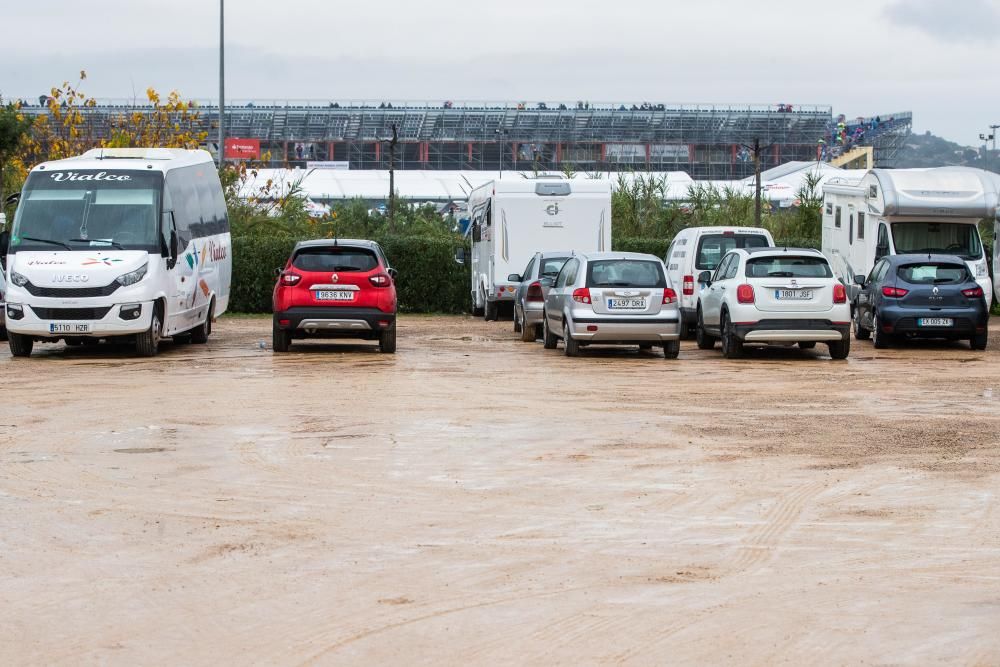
[
  {"left": 49, "top": 323, "right": 90, "bottom": 334},
  {"left": 918, "top": 318, "right": 953, "bottom": 327},
  {"left": 774, "top": 289, "right": 813, "bottom": 300},
  {"left": 608, "top": 298, "right": 646, "bottom": 310},
  {"left": 315, "top": 290, "right": 354, "bottom": 301}
]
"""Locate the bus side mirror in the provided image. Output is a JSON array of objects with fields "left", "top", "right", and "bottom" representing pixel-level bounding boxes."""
[
  {"left": 454, "top": 247, "right": 467, "bottom": 265},
  {"left": 387, "top": 267, "right": 398, "bottom": 280}
]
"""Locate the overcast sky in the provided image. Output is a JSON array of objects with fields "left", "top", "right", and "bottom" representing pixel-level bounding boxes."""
[{"left": 2, "top": 0, "right": 999, "bottom": 145}]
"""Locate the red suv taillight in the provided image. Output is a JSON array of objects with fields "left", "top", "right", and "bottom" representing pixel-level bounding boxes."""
[
  {"left": 369, "top": 274, "right": 391, "bottom": 287},
  {"left": 736, "top": 284, "right": 755, "bottom": 304},
  {"left": 882, "top": 286, "right": 908, "bottom": 298},
  {"left": 662, "top": 287, "right": 677, "bottom": 304},
  {"left": 962, "top": 286, "right": 984, "bottom": 298},
  {"left": 833, "top": 283, "right": 847, "bottom": 304},
  {"left": 572, "top": 288, "right": 592, "bottom": 304},
  {"left": 682, "top": 275, "right": 694, "bottom": 296},
  {"left": 526, "top": 281, "right": 544, "bottom": 302},
  {"left": 280, "top": 272, "right": 301, "bottom": 286}
]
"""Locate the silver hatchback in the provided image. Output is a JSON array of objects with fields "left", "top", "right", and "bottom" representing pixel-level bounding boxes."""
[
  {"left": 508, "top": 251, "right": 571, "bottom": 342},
  {"left": 542, "top": 252, "right": 682, "bottom": 358}
]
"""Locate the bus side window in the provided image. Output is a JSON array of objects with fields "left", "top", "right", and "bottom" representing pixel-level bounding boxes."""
[{"left": 167, "top": 169, "right": 196, "bottom": 249}]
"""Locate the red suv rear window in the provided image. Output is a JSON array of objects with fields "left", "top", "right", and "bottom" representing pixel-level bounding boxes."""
[{"left": 292, "top": 247, "right": 378, "bottom": 272}]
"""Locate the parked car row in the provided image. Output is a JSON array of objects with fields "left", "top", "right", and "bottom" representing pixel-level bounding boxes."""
[{"left": 500, "top": 227, "right": 990, "bottom": 360}]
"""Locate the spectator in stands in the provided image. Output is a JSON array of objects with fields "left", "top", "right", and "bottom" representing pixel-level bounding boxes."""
[{"left": 558, "top": 103, "right": 567, "bottom": 110}]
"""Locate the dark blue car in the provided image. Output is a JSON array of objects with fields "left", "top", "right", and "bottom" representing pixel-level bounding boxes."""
[{"left": 853, "top": 254, "right": 989, "bottom": 350}]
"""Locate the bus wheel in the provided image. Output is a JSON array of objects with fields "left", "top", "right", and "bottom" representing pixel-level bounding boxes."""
[
  {"left": 191, "top": 299, "right": 214, "bottom": 344},
  {"left": 136, "top": 310, "right": 161, "bottom": 357}
]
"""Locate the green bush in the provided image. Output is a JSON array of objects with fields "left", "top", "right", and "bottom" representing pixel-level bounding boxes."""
[
  {"left": 230, "top": 235, "right": 470, "bottom": 314},
  {"left": 612, "top": 237, "right": 670, "bottom": 257}
]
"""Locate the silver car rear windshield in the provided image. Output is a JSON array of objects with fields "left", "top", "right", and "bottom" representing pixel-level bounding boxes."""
[
  {"left": 897, "top": 263, "right": 968, "bottom": 284},
  {"left": 587, "top": 260, "right": 666, "bottom": 288},
  {"left": 293, "top": 247, "right": 378, "bottom": 272},
  {"left": 745, "top": 256, "right": 832, "bottom": 278}
]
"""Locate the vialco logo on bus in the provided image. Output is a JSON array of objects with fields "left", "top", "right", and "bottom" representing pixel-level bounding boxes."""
[{"left": 48, "top": 171, "right": 132, "bottom": 183}]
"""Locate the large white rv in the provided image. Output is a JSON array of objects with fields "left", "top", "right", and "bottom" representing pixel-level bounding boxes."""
[
  {"left": 1, "top": 148, "right": 231, "bottom": 357},
  {"left": 822, "top": 167, "right": 996, "bottom": 305},
  {"left": 466, "top": 177, "right": 612, "bottom": 319}
]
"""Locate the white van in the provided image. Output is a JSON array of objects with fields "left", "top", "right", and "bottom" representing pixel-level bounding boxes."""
[
  {"left": 2, "top": 148, "right": 231, "bottom": 357},
  {"left": 664, "top": 226, "right": 774, "bottom": 336},
  {"left": 467, "top": 177, "right": 612, "bottom": 320},
  {"left": 823, "top": 167, "right": 995, "bottom": 305}
]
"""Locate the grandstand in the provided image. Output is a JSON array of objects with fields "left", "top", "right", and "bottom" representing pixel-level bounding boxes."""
[{"left": 17, "top": 100, "right": 912, "bottom": 179}]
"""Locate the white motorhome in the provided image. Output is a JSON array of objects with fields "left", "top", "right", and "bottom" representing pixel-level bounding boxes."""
[
  {"left": 466, "top": 177, "right": 612, "bottom": 319},
  {"left": 822, "top": 167, "right": 996, "bottom": 305},
  {"left": 2, "top": 148, "right": 231, "bottom": 357}
]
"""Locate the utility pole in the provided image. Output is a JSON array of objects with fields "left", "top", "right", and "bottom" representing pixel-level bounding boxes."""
[
  {"left": 218, "top": 0, "right": 225, "bottom": 167},
  {"left": 738, "top": 138, "right": 775, "bottom": 226},
  {"left": 386, "top": 123, "right": 398, "bottom": 232}
]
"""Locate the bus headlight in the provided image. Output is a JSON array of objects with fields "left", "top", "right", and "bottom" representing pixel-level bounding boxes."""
[
  {"left": 10, "top": 271, "right": 28, "bottom": 287},
  {"left": 116, "top": 263, "right": 148, "bottom": 287}
]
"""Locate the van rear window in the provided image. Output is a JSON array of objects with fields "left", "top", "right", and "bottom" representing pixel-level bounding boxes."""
[
  {"left": 745, "top": 256, "right": 832, "bottom": 278},
  {"left": 696, "top": 234, "right": 769, "bottom": 270},
  {"left": 293, "top": 247, "right": 378, "bottom": 272},
  {"left": 897, "top": 263, "right": 968, "bottom": 284},
  {"left": 587, "top": 260, "right": 666, "bottom": 288}
]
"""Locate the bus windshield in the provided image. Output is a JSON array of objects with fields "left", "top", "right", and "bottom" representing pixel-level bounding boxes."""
[
  {"left": 11, "top": 170, "right": 163, "bottom": 252},
  {"left": 890, "top": 222, "right": 982, "bottom": 261}
]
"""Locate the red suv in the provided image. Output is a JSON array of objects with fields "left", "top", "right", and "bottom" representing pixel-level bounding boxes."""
[{"left": 272, "top": 239, "right": 398, "bottom": 353}]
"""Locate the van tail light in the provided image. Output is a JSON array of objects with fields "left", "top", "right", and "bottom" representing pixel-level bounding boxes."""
[
  {"left": 280, "top": 272, "right": 301, "bottom": 286},
  {"left": 736, "top": 284, "right": 755, "bottom": 304},
  {"left": 881, "top": 286, "right": 908, "bottom": 298},
  {"left": 572, "top": 288, "right": 592, "bottom": 304},
  {"left": 682, "top": 275, "right": 695, "bottom": 296},
  {"left": 369, "top": 274, "right": 391, "bottom": 287},
  {"left": 833, "top": 283, "right": 847, "bottom": 304},
  {"left": 962, "top": 286, "right": 984, "bottom": 298},
  {"left": 526, "top": 281, "right": 544, "bottom": 302},
  {"left": 662, "top": 287, "right": 677, "bottom": 305}
]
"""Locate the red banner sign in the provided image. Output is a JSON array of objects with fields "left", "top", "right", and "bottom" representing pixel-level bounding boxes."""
[{"left": 224, "top": 138, "right": 260, "bottom": 160}]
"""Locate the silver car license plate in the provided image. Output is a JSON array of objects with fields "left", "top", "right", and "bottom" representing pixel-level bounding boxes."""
[
  {"left": 49, "top": 323, "right": 90, "bottom": 334},
  {"left": 608, "top": 298, "right": 646, "bottom": 310},
  {"left": 918, "top": 318, "right": 953, "bottom": 327},
  {"left": 315, "top": 290, "right": 354, "bottom": 301},
  {"left": 775, "top": 289, "right": 813, "bottom": 300}
]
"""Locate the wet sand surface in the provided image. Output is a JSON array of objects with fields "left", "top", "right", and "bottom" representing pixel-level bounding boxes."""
[{"left": 1, "top": 314, "right": 999, "bottom": 665}]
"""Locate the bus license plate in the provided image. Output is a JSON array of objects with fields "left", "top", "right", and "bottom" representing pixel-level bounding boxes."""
[
  {"left": 608, "top": 298, "right": 646, "bottom": 310},
  {"left": 775, "top": 289, "right": 813, "bottom": 300},
  {"left": 315, "top": 290, "right": 354, "bottom": 301},
  {"left": 49, "top": 323, "right": 90, "bottom": 334},
  {"left": 918, "top": 318, "right": 953, "bottom": 327}
]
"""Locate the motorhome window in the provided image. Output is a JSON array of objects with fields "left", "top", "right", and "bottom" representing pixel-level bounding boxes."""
[
  {"left": 10, "top": 170, "right": 162, "bottom": 252},
  {"left": 695, "top": 234, "right": 769, "bottom": 270},
  {"left": 539, "top": 257, "right": 569, "bottom": 278},
  {"left": 745, "top": 256, "right": 832, "bottom": 278},
  {"left": 587, "top": 260, "right": 666, "bottom": 288},
  {"left": 890, "top": 222, "right": 983, "bottom": 260},
  {"left": 834, "top": 207, "right": 841, "bottom": 228},
  {"left": 292, "top": 247, "right": 378, "bottom": 272},
  {"left": 897, "top": 263, "right": 968, "bottom": 285},
  {"left": 857, "top": 212, "right": 865, "bottom": 240},
  {"left": 849, "top": 215, "right": 854, "bottom": 244},
  {"left": 825, "top": 203, "right": 833, "bottom": 215}
]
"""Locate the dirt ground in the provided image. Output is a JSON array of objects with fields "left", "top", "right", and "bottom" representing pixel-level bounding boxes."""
[{"left": 1, "top": 314, "right": 999, "bottom": 665}]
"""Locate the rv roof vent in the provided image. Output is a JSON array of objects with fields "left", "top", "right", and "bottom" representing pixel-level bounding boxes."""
[{"left": 535, "top": 182, "right": 571, "bottom": 197}]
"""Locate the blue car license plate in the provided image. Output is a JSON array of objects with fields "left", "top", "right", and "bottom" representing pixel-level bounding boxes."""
[{"left": 917, "top": 318, "right": 953, "bottom": 327}]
